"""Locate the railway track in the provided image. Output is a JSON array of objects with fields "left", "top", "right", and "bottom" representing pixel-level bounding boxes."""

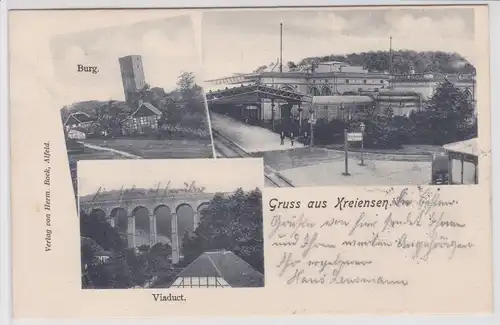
[{"left": 212, "top": 130, "right": 294, "bottom": 188}]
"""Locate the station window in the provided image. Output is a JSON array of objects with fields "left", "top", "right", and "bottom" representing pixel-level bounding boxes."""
[
  {"left": 312, "top": 80, "right": 316, "bottom": 83},
  {"left": 324, "top": 79, "right": 328, "bottom": 83},
  {"left": 380, "top": 80, "right": 384, "bottom": 84},
  {"left": 363, "top": 80, "right": 367, "bottom": 84},
  {"left": 345, "top": 79, "right": 350, "bottom": 84}
]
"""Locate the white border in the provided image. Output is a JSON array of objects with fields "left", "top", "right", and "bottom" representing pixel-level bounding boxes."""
[
  {"left": 1, "top": 0, "right": 11, "bottom": 325},
  {"left": 1, "top": 1, "right": 498, "bottom": 325}
]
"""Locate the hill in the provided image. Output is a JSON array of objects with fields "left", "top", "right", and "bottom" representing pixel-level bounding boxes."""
[
  {"left": 292, "top": 50, "right": 475, "bottom": 75},
  {"left": 79, "top": 183, "right": 208, "bottom": 202}
]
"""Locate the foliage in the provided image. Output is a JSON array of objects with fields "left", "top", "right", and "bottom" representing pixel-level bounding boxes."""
[
  {"left": 80, "top": 210, "right": 126, "bottom": 253},
  {"left": 126, "top": 83, "right": 152, "bottom": 108},
  {"left": 296, "top": 50, "right": 475, "bottom": 74},
  {"left": 79, "top": 182, "right": 207, "bottom": 202},
  {"left": 417, "top": 80, "right": 476, "bottom": 144},
  {"left": 309, "top": 81, "right": 476, "bottom": 148},
  {"left": 253, "top": 65, "right": 268, "bottom": 73},
  {"left": 60, "top": 71, "right": 209, "bottom": 140},
  {"left": 181, "top": 188, "right": 264, "bottom": 273},
  {"left": 287, "top": 61, "right": 297, "bottom": 69},
  {"left": 124, "top": 243, "right": 173, "bottom": 286},
  {"left": 80, "top": 209, "right": 176, "bottom": 289}
]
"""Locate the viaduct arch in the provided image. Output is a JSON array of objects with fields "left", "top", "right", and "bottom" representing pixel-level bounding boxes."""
[{"left": 80, "top": 192, "right": 214, "bottom": 264}]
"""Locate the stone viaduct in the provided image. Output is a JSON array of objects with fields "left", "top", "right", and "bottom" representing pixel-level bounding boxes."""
[{"left": 79, "top": 192, "right": 215, "bottom": 264}]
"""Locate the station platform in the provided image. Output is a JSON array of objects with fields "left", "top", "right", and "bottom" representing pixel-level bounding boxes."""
[{"left": 210, "top": 113, "right": 304, "bottom": 153}]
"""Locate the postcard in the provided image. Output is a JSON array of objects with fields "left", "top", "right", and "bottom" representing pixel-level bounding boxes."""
[{"left": 9, "top": 5, "right": 492, "bottom": 318}]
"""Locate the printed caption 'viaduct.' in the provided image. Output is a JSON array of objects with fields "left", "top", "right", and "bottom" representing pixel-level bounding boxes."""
[{"left": 79, "top": 192, "right": 215, "bottom": 264}]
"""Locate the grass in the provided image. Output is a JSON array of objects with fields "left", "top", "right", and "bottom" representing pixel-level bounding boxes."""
[
  {"left": 82, "top": 138, "right": 214, "bottom": 159},
  {"left": 68, "top": 147, "right": 125, "bottom": 162}
]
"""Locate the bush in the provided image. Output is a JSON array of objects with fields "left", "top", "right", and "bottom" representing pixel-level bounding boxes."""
[{"left": 313, "top": 118, "right": 349, "bottom": 145}]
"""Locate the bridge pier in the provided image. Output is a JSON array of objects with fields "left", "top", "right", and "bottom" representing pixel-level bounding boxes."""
[
  {"left": 127, "top": 215, "right": 136, "bottom": 248},
  {"left": 171, "top": 212, "right": 179, "bottom": 264},
  {"left": 149, "top": 214, "right": 157, "bottom": 246},
  {"left": 193, "top": 212, "right": 200, "bottom": 230},
  {"left": 108, "top": 216, "right": 116, "bottom": 228}
]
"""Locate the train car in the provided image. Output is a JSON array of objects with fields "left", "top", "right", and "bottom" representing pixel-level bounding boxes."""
[{"left": 431, "top": 153, "right": 450, "bottom": 185}]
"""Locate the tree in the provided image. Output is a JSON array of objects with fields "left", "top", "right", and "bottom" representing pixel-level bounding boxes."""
[
  {"left": 287, "top": 61, "right": 297, "bottom": 69},
  {"left": 421, "top": 80, "right": 475, "bottom": 144},
  {"left": 126, "top": 83, "right": 151, "bottom": 108},
  {"left": 181, "top": 230, "right": 202, "bottom": 266},
  {"left": 84, "top": 253, "right": 135, "bottom": 289},
  {"left": 177, "top": 72, "right": 196, "bottom": 92},
  {"left": 92, "top": 100, "right": 124, "bottom": 137},
  {"left": 60, "top": 106, "right": 71, "bottom": 124},
  {"left": 177, "top": 72, "right": 203, "bottom": 102},
  {"left": 181, "top": 188, "right": 264, "bottom": 273},
  {"left": 174, "top": 72, "right": 206, "bottom": 120},
  {"left": 80, "top": 210, "right": 126, "bottom": 253},
  {"left": 291, "top": 50, "right": 474, "bottom": 75},
  {"left": 79, "top": 213, "right": 133, "bottom": 289}
]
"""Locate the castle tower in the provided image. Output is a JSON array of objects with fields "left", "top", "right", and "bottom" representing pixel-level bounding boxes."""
[{"left": 119, "top": 55, "right": 146, "bottom": 103}]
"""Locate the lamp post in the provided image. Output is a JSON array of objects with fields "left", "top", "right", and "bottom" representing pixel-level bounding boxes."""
[
  {"left": 298, "top": 105, "right": 303, "bottom": 133},
  {"left": 271, "top": 99, "right": 276, "bottom": 131},
  {"left": 360, "top": 122, "right": 366, "bottom": 166},
  {"left": 309, "top": 110, "right": 316, "bottom": 146}
]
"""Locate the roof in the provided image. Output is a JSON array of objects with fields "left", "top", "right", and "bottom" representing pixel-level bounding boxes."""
[
  {"left": 377, "top": 90, "right": 421, "bottom": 97},
  {"left": 81, "top": 237, "right": 113, "bottom": 257},
  {"left": 128, "top": 102, "right": 162, "bottom": 118},
  {"left": 443, "top": 138, "right": 478, "bottom": 156},
  {"left": 64, "top": 112, "right": 96, "bottom": 125},
  {"left": 204, "top": 82, "right": 255, "bottom": 93},
  {"left": 312, "top": 95, "right": 374, "bottom": 105},
  {"left": 68, "top": 127, "right": 87, "bottom": 133},
  {"left": 205, "top": 84, "right": 311, "bottom": 104},
  {"left": 175, "top": 250, "right": 264, "bottom": 287}
]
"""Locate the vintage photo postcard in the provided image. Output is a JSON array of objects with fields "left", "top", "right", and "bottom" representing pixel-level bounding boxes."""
[
  {"left": 9, "top": 5, "right": 492, "bottom": 319},
  {"left": 78, "top": 158, "right": 264, "bottom": 290},
  {"left": 51, "top": 12, "right": 214, "bottom": 197},
  {"left": 202, "top": 6, "right": 484, "bottom": 189}
]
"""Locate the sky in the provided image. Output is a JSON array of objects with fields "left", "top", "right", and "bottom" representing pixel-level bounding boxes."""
[
  {"left": 50, "top": 14, "right": 203, "bottom": 105},
  {"left": 201, "top": 7, "right": 477, "bottom": 80},
  {"left": 77, "top": 158, "right": 264, "bottom": 196}
]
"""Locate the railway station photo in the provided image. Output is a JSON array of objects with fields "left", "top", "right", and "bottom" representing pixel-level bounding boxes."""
[{"left": 202, "top": 9, "right": 479, "bottom": 188}]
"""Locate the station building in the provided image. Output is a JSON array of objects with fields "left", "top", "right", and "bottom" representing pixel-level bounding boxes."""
[{"left": 205, "top": 60, "right": 476, "bottom": 124}]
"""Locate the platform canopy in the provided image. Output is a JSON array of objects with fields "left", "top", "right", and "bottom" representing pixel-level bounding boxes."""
[
  {"left": 205, "top": 84, "right": 312, "bottom": 105},
  {"left": 443, "top": 138, "right": 478, "bottom": 156},
  {"left": 443, "top": 137, "right": 479, "bottom": 164}
]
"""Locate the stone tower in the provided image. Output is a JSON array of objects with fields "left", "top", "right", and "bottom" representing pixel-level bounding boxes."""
[{"left": 119, "top": 55, "right": 146, "bottom": 103}]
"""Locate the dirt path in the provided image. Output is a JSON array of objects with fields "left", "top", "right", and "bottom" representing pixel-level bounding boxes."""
[{"left": 78, "top": 142, "right": 142, "bottom": 159}]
